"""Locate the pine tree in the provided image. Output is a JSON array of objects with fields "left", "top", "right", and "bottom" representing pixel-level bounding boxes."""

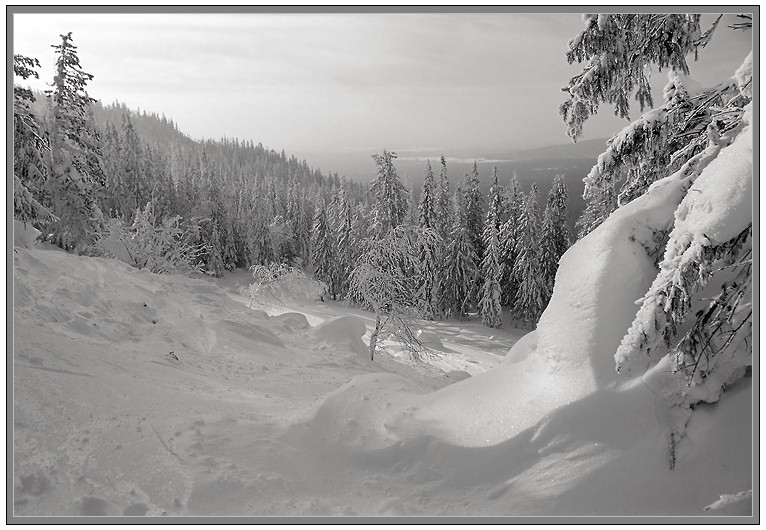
[
  {"left": 436, "top": 155, "right": 451, "bottom": 238},
  {"left": 311, "top": 197, "right": 336, "bottom": 298},
  {"left": 349, "top": 203, "right": 370, "bottom": 272},
  {"left": 418, "top": 160, "right": 437, "bottom": 229},
  {"left": 512, "top": 185, "right": 546, "bottom": 326},
  {"left": 118, "top": 112, "right": 150, "bottom": 220},
  {"left": 479, "top": 168, "right": 504, "bottom": 327},
  {"left": 414, "top": 225, "right": 442, "bottom": 320},
  {"left": 499, "top": 174, "right": 523, "bottom": 307},
  {"left": 332, "top": 181, "right": 354, "bottom": 298},
  {"left": 13, "top": 54, "right": 55, "bottom": 225},
  {"left": 462, "top": 161, "right": 485, "bottom": 262},
  {"left": 100, "top": 121, "right": 122, "bottom": 216},
  {"left": 539, "top": 175, "right": 572, "bottom": 307},
  {"left": 441, "top": 188, "right": 478, "bottom": 319},
  {"left": 45, "top": 32, "right": 105, "bottom": 252},
  {"left": 370, "top": 150, "right": 409, "bottom": 235}
]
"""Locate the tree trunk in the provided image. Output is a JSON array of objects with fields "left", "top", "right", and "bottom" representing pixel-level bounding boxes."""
[{"left": 369, "top": 313, "right": 382, "bottom": 361}]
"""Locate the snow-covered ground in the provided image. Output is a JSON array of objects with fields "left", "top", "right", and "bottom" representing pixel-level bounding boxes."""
[{"left": 12, "top": 232, "right": 752, "bottom": 517}]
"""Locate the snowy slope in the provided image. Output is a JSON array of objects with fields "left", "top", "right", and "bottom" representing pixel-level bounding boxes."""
[{"left": 13, "top": 241, "right": 752, "bottom": 516}]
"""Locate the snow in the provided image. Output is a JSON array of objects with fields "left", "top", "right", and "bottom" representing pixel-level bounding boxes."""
[
  {"left": 13, "top": 234, "right": 752, "bottom": 516},
  {"left": 616, "top": 104, "right": 754, "bottom": 373},
  {"left": 668, "top": 104, "right": 753, "bottom": 246},
  {"left": 309, "top": 315, "right": 368, "bottom": 357},
  {"left": 733, "top": 51, "right": 753, "bottom": 99},
  {"left": 13, "top": 220, "right": 41, "bottom": 249}
]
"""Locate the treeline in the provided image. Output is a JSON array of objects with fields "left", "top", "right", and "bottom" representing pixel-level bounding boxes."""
[{"left": 13, "top": 32, "right": 571, "bottom": 329}]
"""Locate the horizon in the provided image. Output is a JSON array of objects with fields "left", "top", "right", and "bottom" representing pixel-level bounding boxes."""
[{"left": 12, "top": 11, "right": 753, "bottom": 157}]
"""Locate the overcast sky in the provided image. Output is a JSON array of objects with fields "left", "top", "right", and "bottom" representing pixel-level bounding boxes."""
[{"left": 13, "top": 12, "right": 753, "bottom": 154}]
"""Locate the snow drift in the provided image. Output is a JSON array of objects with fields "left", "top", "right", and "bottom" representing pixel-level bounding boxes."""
[
  {"left": 13, "top": 186, "right": 752, "bottom": 517},
  {"left": 291, "top": 119, "right": 753, "bottom": 513}
]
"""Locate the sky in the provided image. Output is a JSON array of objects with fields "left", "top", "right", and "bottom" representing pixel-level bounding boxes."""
[{"left": 12, "top": 11, "right": 754, "bottom": 155}]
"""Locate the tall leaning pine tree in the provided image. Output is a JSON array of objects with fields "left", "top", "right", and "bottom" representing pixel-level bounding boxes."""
[{"left": 45, "top": 32, "right": 105, "bottom": 252}]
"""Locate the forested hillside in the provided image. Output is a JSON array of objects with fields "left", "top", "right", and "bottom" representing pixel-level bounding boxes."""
[{"left": 14, "top": 33, "right": 573, "bottom": 330}]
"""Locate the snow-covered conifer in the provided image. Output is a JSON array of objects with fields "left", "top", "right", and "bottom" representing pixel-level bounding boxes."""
[
  {"left": 13, "top": 54, "right": 54, "bottom": 226},
  {"left": 512, "top": 185, "right": 546, "bottom": 326},
  {"left": 539, "top": 175, "right": 572, "bottom": 304},
  {"left": 414, "top": 225, "right": 442, "bottom": 320},
  {"left": 45, "top": 33, "right": 106, "bottom": 252},
  {"left": 370, "top": 150, "right": 409, "bottom": 234},
  {"left": 418, "top": 160, "right": 437, "bottom": 229},
  {"left": 436, "top": 155, "right": 451, "bottom": 238},
  {"left": 332, "top": 182, "right": 354, "bottom": 298},
  {"left": 311, "top": 197, "right": 336, "bottom": 298},
  {"left": 479, "top": 169, "right": 504, "bottom": 328},
  {"left": 462, "top": 162, "right": 485, "bottom": 263},
  {"left": 560, "top": 14, "right": 719, "bottom": 141},
  {"left": 498, "top": 175, "right": 523, "bottom": 307},
  {"left": 441, "top": 188, "right": 478, "bottom": 319}
]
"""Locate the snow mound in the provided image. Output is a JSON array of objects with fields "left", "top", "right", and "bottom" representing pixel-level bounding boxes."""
[
  {"left": 309, "top": 315, "right": 368, "bottom": 355},
  {"left": 272, "top": 312, "right": 311, "bottom": 331},
  {"left": 286, "top": 373, "right": 422, "bottom": 451},
  {"left": 502, "top": 330, "right": 537, "bottom": 365},
  {"left": 386, "top": 172, "right": 695, "bottom": 447}
]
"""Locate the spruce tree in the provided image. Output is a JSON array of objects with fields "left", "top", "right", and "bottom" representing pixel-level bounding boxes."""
[
  {"left": 418, "top": 160, "right": 437, "bottom": 229},
  {"left": 370, "top": 150, "right": 409, "bottom": 234},
  {"left": 512, "top": 184, "right": 546, "bottom": 326},
  {"left": 462, "top": 161, "right": 485, "bottom": 262},
  {"left": 332, "top": 182, "right": 354, "bottom": 298},
  {"left": 45, "top": 32, "right": 105, "bottom": 252},
  {"left": 415, "top": 225, "right": 442, "bottom": 320},
  {"left": 311, "top": 197, "right": 336, "bottom": 298},
  {"left": 436, "top": 155, "right": 451, "bottom": 238},
  {"left": 479, "top": 168, "right": 504, "bottom": 328},
  {"left": 119, "top": 112, "right": 150, "bottom": 220},
  {"left": 499, "top": 175, "right": 523, "bottom": 307},
  {"left": 13, "top": 54, "right": 54, "bottom": 225},
  {"left": 440, "top": 188, "right": 478, "bottom": 319},
  {"left": 539, "top": 175, "right": 572, "bottom": 307}
]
